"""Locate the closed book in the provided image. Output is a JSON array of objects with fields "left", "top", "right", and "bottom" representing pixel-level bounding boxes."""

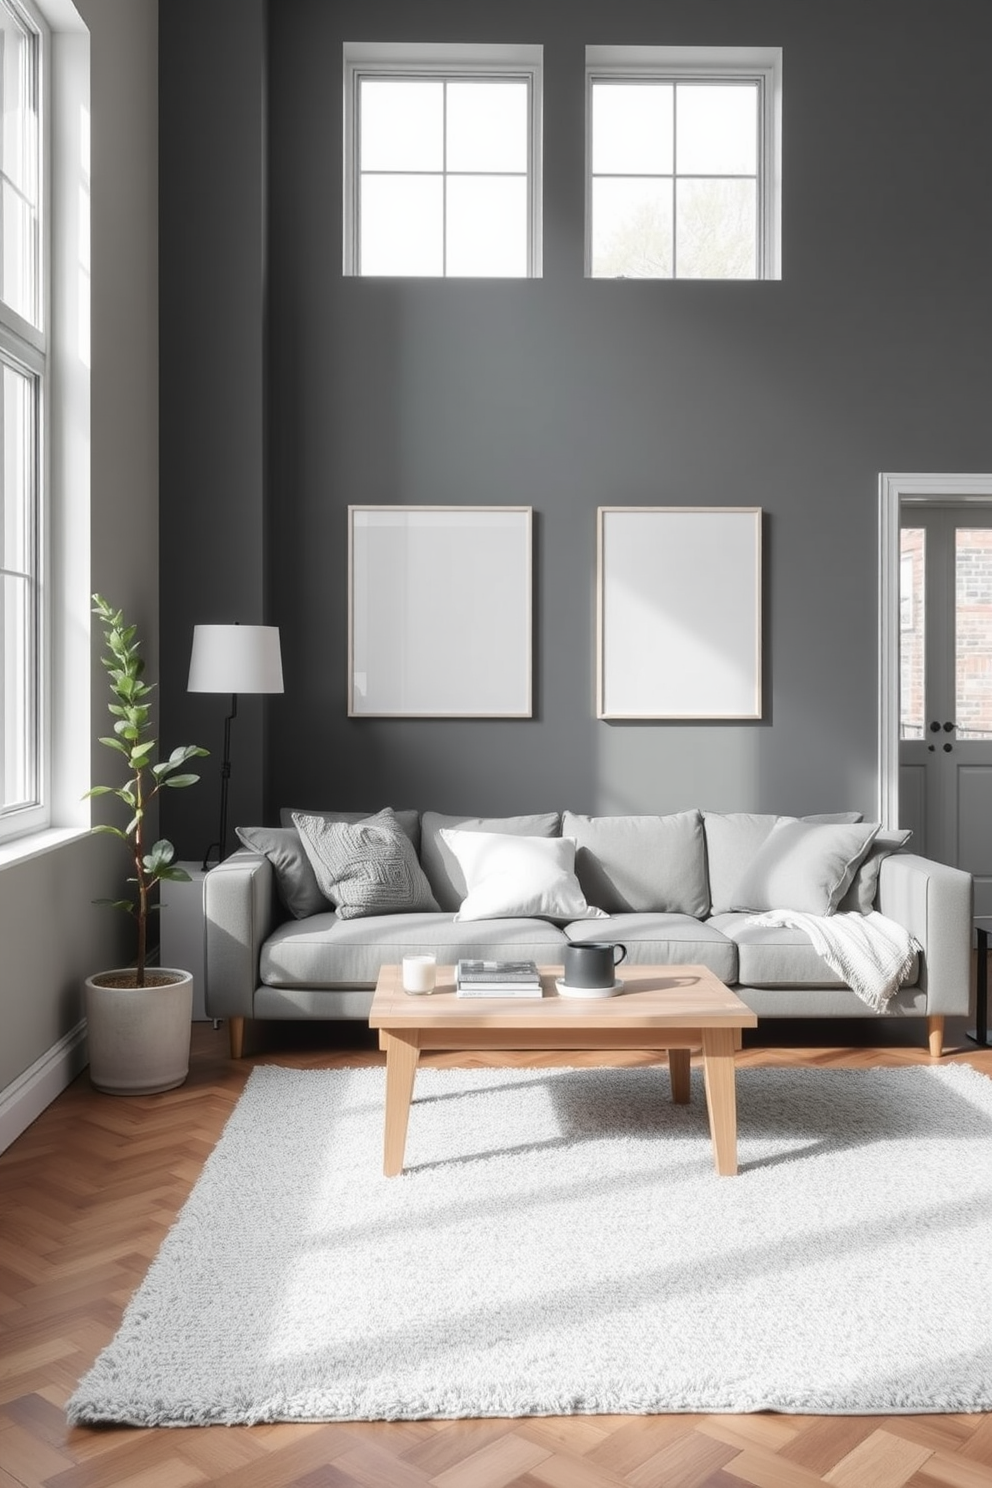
[
  {"left": 455, "top": 982, "right": 544, "bottom": 998},
  {"left": 456, "top": 959, "right": 540, "bottom": 985}
]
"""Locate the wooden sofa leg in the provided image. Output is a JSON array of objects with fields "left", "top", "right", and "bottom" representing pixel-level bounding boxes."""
[
  {"left": 927, "top": 1015, "right": 944, "bottom": 1058},
  {"left": 228, "top": 1016, "right": 246, "bottom": 1060}
]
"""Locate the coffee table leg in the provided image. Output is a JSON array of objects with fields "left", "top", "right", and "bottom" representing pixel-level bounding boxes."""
[
  {"left": 701, "top": 1028, "right": 738, "bottom": 1176},
  {"left": 668, "top": 1048, "right": 691, "bottom": 1104},
  {"left": 382, "top": 1032, "right": 420, "bottom": 1177}
]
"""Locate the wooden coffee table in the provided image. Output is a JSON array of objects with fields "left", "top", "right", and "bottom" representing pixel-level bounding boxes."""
[{"left": 368, "top": 964, "right": 757, "bottom": 1177}]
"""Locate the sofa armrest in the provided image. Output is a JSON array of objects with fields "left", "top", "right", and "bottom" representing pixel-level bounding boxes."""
[
  {"left": 876, "top": 852, "right": 973, "bottom": 1016},
  {"left": 203, "top": 850, "right": 280, "bottom": 1019}
]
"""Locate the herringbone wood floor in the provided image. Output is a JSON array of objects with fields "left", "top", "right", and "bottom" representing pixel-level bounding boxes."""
[{"left": 3, "top": 1015, "right": 992, "bottom": 1488}]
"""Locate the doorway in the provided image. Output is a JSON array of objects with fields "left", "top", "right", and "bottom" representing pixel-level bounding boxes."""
[{"left": 879, "top": 473, "right": 992, "bottom": 913}]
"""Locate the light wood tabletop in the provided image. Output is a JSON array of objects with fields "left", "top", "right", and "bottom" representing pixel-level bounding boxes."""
[{"left": 368, "top": 963, "right": 758, "bottom": 1178}]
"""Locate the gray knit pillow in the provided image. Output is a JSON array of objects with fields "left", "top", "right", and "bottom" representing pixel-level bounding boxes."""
[{"left": 292, "top": 807, "right": 439, "bottom": 920}]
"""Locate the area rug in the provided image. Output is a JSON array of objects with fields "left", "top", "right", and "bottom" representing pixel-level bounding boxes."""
[{"left": 67, "top": 1062, "right": 992, "bottom": 1425}]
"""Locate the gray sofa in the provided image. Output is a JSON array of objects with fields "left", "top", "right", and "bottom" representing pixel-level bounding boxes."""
[{"left": 203, "top": 807, "right": 973, "bottom": 1058}]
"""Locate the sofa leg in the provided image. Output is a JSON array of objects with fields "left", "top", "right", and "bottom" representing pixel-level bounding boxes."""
[
  {"left": 927, "top": 1015, "right": 944, "bottom": 1057},
  {"left": 228, "top": 1016, "right": 245, "bottom": 1060}
]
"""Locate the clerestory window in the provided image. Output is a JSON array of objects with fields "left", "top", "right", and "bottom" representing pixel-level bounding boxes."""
[
  {"left": 586, "top": 46, "right": 782, "bottom": 280},
  {"left": 343, "top": 42, "right": 542, "bottom": 278}
]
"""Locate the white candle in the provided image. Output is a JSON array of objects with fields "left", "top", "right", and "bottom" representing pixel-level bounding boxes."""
[{"left": 402, "top": 954, "right": 436, "bottom": 994}]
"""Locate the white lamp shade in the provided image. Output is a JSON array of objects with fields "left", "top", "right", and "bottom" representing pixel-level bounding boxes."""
[{"left": 187, "top": 624, "right": 284, "bottom": 694}]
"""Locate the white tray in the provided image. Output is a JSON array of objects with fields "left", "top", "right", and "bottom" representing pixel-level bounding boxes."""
[{"left": 555, "top": 978, "right": 623, "bottom": 1000}]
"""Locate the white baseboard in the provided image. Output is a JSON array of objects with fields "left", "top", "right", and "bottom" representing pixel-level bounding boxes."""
[{"left": 0, "top": 1021, "right": 88, "bottom": 1155}]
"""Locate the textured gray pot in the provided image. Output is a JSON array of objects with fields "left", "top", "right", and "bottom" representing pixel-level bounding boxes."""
[{"left": 84, "top": 970, "right": 193, "bottom": 1095}]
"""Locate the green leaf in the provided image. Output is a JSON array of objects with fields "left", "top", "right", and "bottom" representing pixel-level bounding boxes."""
[
  {"left": 163, "top": 773, "right": 200, "bottom": 789},
  {"left": 89, "top": 824, "right": 129, "bottom": 840},
  {"left": 156, "top": 865, "right": 192, "bottom": 883},
  {"left": 83, "top": 785, "right": 114, "bottom": 798},
  {"left": 92, "top": 897, "right": 137, "bottom": 914},
  {"left": 98, "top": 736, "right": 129, "bottom": 755},
  {"left": 143, "top": 839, "right": 177, "bottom": 873}
]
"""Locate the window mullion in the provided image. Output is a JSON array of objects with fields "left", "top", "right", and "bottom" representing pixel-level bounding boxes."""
[{"left": 441, "top": 78, "right": 448, "bottom": 277}]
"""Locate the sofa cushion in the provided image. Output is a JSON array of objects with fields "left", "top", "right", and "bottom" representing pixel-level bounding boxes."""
[
  {"left": 259, "top": 911, "right": 569, "bottom": 988},
  {"left": 704, "top": 813, "right": 791, "bottom": 915},
  {"left": 703, "top": 812, "right": 864, "bottom": 914},
  {"left": 440, "top": 829, "right": 604, "bottom": 922},
  {"left": 563, "top": 914, "right": 738, "bottom": 984},
  {"left": 420, "top": 812, "right": 561, "bottom": 910},
  {"left": 293, "top": 808, "right": 439, "bottom": 920},
  {"left": 711, "top": 911, "right": 918, "bottom": 988},
  {"left": 837, "top": 828, "right": 912, "bottom": 914},
  {"left": 235, "top": 824, "right": 328, "bottom": 919},
  {"left": 730, "top": 820, "right": 879, "bottom": 915},
  {"left": 562, "top": 809, "right": 709, "bottom": 916}
]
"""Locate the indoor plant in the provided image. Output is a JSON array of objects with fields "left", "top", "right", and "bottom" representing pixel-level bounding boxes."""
[{"left": 83, "top": 594, "right": 209, "bottom": 1094}]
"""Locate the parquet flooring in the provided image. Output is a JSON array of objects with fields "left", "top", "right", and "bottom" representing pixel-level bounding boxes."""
[{"left": 2, "top": 1014, "right": 992, "bottom": 1488}]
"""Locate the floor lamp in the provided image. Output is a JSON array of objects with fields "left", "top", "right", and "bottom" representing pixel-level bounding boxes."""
[{"left": 187, "top": 624, "right": 284, "bottom": 870}]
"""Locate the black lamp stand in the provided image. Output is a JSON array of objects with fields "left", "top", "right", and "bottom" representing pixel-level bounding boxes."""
[{"left": 201, "top": 693, "right": 238, "bottom": 871}]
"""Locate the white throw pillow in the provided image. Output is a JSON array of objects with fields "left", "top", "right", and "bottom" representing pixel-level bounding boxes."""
[{"left": 439, "top": 829, "right": 605, "bottom": 922}]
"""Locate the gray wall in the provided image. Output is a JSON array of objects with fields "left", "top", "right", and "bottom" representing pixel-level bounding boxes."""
[
  {"left": 160, "top": 0, "right": 992, "bottom": 854},
  {"left": 0, "top": 0, "right": 160, "bottom": 1097}
]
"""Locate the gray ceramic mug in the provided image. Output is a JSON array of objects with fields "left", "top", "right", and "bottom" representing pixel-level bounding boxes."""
[{"left": 562, "top": 940, "right": 627, "bottom": 989}]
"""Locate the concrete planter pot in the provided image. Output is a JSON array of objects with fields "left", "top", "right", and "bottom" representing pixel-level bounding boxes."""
[{"left": 84, "top": 969, "right": 193, "bottom": 1095}]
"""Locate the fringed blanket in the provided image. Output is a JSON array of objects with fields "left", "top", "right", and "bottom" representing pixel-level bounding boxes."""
[{"left": 747, "top": 909, "right": 921, "bottom": 1014}]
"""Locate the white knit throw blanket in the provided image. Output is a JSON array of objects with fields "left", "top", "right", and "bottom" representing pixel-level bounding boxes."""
[{"left": 747, "top": 910, "right": 921, "bottom": 1014}]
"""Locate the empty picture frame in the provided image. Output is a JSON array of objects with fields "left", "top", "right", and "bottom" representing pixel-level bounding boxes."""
[
  {"left": 349, "top": 505, "right": 533, "bottom": 717},
  {"left": 597, "top": 506, "right": 762, "bottom": 720}
]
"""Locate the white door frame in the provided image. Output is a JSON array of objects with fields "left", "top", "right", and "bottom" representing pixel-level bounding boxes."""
[{"left": 878, "top": 472, "right": 992, "bottom": 827}]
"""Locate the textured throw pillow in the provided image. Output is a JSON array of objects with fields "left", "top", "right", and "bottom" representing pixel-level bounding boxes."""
[
  {"left": 837, "top": 828, "right": 912, "bottom": 914},
  {"left": 280, "top": 806, "right": 420, "bottom": 854},
  {"left": 562, "top": 809, "right": 710, "bottom": 916},
  {"left": 292, "top": 808, "right": 439, "bottom": 921},
  {"left": 234, "top": 825, "right": 329, "bottom": 919},
  {"left": 731, "top": 819, "right": 880, "bottom": 916},
  {"left": 439, "top": 829, "right": 605, "bottom": 922}
]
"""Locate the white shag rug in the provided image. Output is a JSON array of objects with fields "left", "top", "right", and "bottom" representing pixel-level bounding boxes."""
[{"left": 67, "top": 1062, "right": 992, "bottom": 1425}]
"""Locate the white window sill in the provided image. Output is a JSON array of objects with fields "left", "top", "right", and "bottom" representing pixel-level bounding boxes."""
[{"left": 0, "top": 826, "right": 91, "bottom": 871}]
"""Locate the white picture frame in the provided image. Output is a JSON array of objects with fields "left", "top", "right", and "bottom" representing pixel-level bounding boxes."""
[
  {"left": 597, "top": 506, "right": 763, "bottom": 720},
  {"left": 349, "top": 505, "right": 533, "bottom": 718}
]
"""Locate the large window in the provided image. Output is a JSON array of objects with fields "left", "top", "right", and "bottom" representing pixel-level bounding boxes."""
[
  {"left": 0, "top": 0, "right": 45, "bottom": 841},
  {"left": 586, "top": 46, "right": 782, "bottom": 280},
  {"left": 343, "top": 43, "right": 542, "bottom": 278}
]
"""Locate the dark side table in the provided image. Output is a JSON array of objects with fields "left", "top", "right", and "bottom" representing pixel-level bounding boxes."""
[{"left": 970, "top": 922, "right": 991, "bottom": 1047}]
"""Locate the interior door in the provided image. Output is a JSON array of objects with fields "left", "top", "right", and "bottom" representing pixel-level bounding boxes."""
[{"left": 899, "top": 506, "right": 992, "bottom": 914}]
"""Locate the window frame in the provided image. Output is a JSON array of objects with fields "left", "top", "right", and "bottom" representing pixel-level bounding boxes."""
[
  {"left": 343, "top": 41, "right": 543, "bottom": 279},
  {"left": 0, "top": 0, "right": 49, "bottom": 845},
  {"left": 585, "top": 45, "right": 782, "bottom": 281}
]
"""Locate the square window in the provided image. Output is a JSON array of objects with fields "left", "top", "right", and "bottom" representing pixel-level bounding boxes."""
[
  {"left": 344, "top": 44, "right": 542, "bottom": 278},
  {"left": 587, "top": 46, "right": 782, "bottom": 280}
]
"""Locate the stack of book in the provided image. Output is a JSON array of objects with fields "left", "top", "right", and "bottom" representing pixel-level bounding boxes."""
[{"left": 455, "top": 959, "right": 543, "bottom": 998}]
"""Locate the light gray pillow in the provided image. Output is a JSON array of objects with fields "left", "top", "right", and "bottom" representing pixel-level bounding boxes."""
[
  {"left": 420, "top": 812, "right": 561, "bottom": 911},
  {"left": 731, "top": 820, "right": 880, "bottom": 916},
  {"left": 562, "top": 809, "right": 709, "bottom": 916},
  {"left": 280, "top": 806, "right": 420, "bottom": 854},
  {"left": 292, "top": 808, "right": 439, "bottom": 921},
  {"left": 838, "top": 828, "right": 912, "bottom": 914},
  {"left": 703, "top": 813, "right": 793, "bottom": 916},
  {"left": 234, "top": 825, "right": 329, "bottom": 919}
]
